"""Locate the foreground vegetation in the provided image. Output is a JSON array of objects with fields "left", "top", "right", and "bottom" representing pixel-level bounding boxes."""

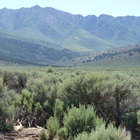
[{"left": 0, "top": 66, "right": 140, "bottom": 139}]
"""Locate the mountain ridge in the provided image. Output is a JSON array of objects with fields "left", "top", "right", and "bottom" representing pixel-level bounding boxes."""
[{"left": 1, "top": 5, "right": 140, "bottom": 53}]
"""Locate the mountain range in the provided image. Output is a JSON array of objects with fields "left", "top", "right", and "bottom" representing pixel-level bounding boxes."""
[
  {"left": 0, "top": 5, "right": 140, "bottom": 52},
  {"left": 0, "top": 5, "right": 140, "bottom": 66}
]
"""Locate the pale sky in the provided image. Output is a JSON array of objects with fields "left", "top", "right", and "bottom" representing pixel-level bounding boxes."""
[{"left": 0, "top": 0, "right": 140, "bottom": 17}]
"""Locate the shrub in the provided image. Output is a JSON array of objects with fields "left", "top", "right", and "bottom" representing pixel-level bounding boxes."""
[
  {"left": 5, "top": 121, "right": 14, "bottom": 130},
  {"left": 74, "top": 132, "right": 89, "bottom": 140},
  {"left": 59, "top": 72, "right": 139, "bottom": 128},
  {"left": 0, "top": 80, "right": 15, "bottom": 130},
  {"left": 47, "top": 117, "right": 59, "bottom": 138},
  {"left": 14, "top": 89, "right": 45, "bottom": 127},
  {"left": 54, "top": 99, "right": 64, "bottom": 120},
  {"left": 90, "top": 124, "right": 131, "bottom": 140},
  {"left": 17, "top": 72, "right": 27, "bottom": 89},
  {"left": 57, "top": 127, "right": 68, "bottom": 140},
  {"left": 125, "top": 113, "right": 137, "bottom": 129},
  {"left": 0, "top": 77, "right": 7, "bottom": 97},
  {"left": 21, "top": 75, "right": 59, "bottom": 125},
  {"left": 137, "top": 110, "right": 140, "bottom": 125},
  {"left": 39, "top": 129, "right": 47, "bottom": 140},
  {"left": 60, "top": 104, "right": 103, "bottom": 139},
  {"left": 46, "top": 66, "right": 53, "bottom": 73},
  {"left": 75, "top": 124, "right": 131, "bottom": 140},
  {"left": 75, "top": 70, "right": 81, "bottom": 75},
  {"left": 1, "top": 69, "right": 27, "bottom": 92},
  {"left": 0, "top": 96, "right": 15, "bottom": 130}
]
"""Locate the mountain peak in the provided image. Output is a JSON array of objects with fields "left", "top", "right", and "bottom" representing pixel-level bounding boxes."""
[{"left": 32, "top": 5, "right": 41, "bottom": 9}]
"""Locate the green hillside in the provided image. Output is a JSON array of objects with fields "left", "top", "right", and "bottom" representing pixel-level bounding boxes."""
[
  {"left": 79, "top": 53, "right": 140, "bottom": 67},
  {"left": 60, "top": 44, "right": 140, "bottom": 67},
  {"left": 0, "top": 32, "right": 80, "bottom": 65},
  {"left": 77, "top": 14, "right": 140, "bottom": 46}
]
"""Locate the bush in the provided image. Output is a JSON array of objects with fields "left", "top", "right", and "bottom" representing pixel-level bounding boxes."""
[
  {"left": 74, "top": 132, "right": 89, "bottom": 140},
  {"left": 90, "top": 124, "right": 131, "bottom": 140},
  {"left": 46, "top": 66, "right": 53, "bottom": 73},
  {"left": 137, "top": 110, "right": 140, "bottom": 125},
  {"left": 47, "top": 117, "right": 59, "bottom": 138},
  {"left": 1, "top": 69, "right": 27, "bottom": 92},
  {"left": 0, "top": 77, "right": 7, "bottom": 97},
  {"left": 57, "top": 127, "right": 68, "bottom": 140},
  {"left": 54, "top": 99, "right": 64, "bottom": 121},
  {"left": 75, "top": 124, "right": 131, "bottom": 140},
  {"left": 39, "top": 129, "right": 47, "bottom": 140},
  {"left": 59, "top": 72, "right": 139, "bottom": 128},
  {"left": 0, "top": 96, "right": 15, "bottom": 130},
  {"left": 60, "top": 104, "right": 103, "bottom": 139},
  {"left": 125, "top": 113, "right": 137, "bottom": 129},
  {"left": 5, "top": 121, "right": 14, "bottom": 130},
  {"left": 0, "top": 79, "right": 15, "bottom": 130}
]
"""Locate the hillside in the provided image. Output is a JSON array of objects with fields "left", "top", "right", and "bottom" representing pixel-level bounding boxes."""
[
  {"left": 79, "top": 15, "right": 140, "bottom": 46},
  {"left": 60, "top": 44, "right": 140, "bottom": 67},
  {"left": 0, "top": 32, "right": 79, "bottom": 66},
  {"left": 0, "top": 6, "right": 140, "bottom": 53}
]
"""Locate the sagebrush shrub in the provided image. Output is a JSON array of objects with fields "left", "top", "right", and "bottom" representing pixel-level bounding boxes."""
[
  {"left": 74, "top": 132, "right": 89, "bottom": 140},
  {"left": 39, "top": 129, "right": 47, "bottom": 140},
  {"left": 47, "top": 117, "right": 59, "bottom": 138},
  {"left": 57, "top": 127, "right": 68, "bottom": 140},
  {"left": 46, "top": 66, "right": 53, "bottom": 73},
  {"left": 59, "top": 72, "right": 139, "bottom": 128},
  {"left": 0, "top": 93, "right": 15, "bottom": 130},
  {"left": 60, "top": 104, "right": 104, "bottom": 139},
  {"left": 125, "top": 113, "right": 137, "bottom": 129},
  {"left": 75, "top": 124, "right": 131, "bottom": 140},
  {"left": 54, "top": 99, "right": 64, "bottom": 118},
  {"left": 137, "top": 110, "right": 140, "bottom": 125}
]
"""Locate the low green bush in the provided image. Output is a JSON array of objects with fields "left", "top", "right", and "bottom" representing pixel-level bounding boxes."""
[
  {"left": 137, "top": 110, "right": 140, "bottom": 125},
  {"left": 0, "top": 99, "right": 15, "bottom": 130},
  {"left": 74, "top": 132, "right": 89, "bottom": 140},
  {"left": 46, "top": 66, "right": 53, "bottom": 73},
  {"left": 75, "top": 124, "right": 131, "bottom": 140},
  {"left": 47, "top": 117, "right": 59, "bottom": 139},
  {"left": 39, "top": 129, "right": 47, "bottom": 140},
  {"left": 59, "top": 104, "right": 104, "bottom": 139},
  {"left": 5, "top": 121, "right": 14, "bottom": 130},
  {"left": 57, "top": 127, "right": 68, "bottom": 140},
  {"left": 54, "top": 98, "right": 64, "bottom": 125},
  {"left": 125, "top": 113, "right": 137, "bottom": 129}
]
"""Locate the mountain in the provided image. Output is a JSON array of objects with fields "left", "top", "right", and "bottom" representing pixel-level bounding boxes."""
[
  {"left": 60, "top": 44, "right": 140, "bottom": 67},
  {"left": 81, "top": 15, "right": 140, "bottom": 46},
  {"left": 1, "top": 5, "right": 140, "bottom": 53},
  {"left": 0, "top": 5, "right": 140, "bottom": 66},
  {"left": 0, "top": 31, "right": 79, "bottom": 65}
]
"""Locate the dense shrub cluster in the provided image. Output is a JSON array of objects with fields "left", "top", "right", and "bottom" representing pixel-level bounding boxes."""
[
  {"left": 75, "top": 124, "right": 131, "bottom": 140},
  {"left": 58, "top": 105, "right": 103, "bottom": 139},
  {"left": 0, "top": 67, "right": 140, "bottom": 139}
]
